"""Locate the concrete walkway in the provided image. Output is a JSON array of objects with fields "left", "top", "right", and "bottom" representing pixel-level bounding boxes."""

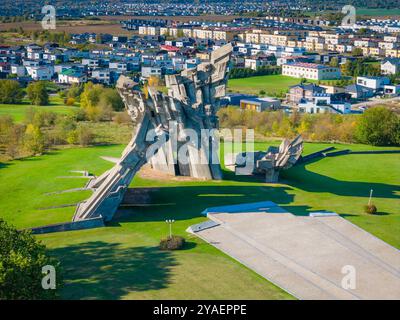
[{"left": 189, "top": 203, "right": 400, "bottom": 300}]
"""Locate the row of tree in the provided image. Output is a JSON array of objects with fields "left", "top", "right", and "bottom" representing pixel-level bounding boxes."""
[
  {"left": 217, "top": 106, "right": 400, "bottom": 146},
  {"left": 0, "top": 111, "right": 95, "bottom": 160},
  {"left": 229, "top": 66, "right": 281, "bottom": 79},
  {"left": 0, "top": 80, "right": 49, "bottom": 105}
]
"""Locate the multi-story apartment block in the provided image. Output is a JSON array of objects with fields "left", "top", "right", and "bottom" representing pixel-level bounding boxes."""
[{"left": 282, "top": 62, "right": 341, "bottom": 80}]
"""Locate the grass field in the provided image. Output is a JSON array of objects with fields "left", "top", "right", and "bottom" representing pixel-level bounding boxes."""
[
  {"left": 228, "top": 75, "right": 309, "bottom": 96},
  {"left": 0, "top": 96, "right": 79, "bottom": 122},
  {"left": 357, "top": 8, "right": 400, "bottom": 17},
  {"left": 0, "top": 142, "right": 399, "bottom": 299}
]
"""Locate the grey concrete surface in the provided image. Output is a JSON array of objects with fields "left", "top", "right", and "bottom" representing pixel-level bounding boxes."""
[{"left": 191, "top": 208, "right": 400, "bottom": 300}]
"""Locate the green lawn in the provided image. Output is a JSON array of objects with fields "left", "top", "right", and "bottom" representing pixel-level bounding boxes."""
[
  {"left": 0, "top": 142, "right": 399, "bottom": 299},
  {"left": 0, "top": 96, "right": 79, "bottom": 122},
  {"left": 228, "top": 75, "right": 311, "bottom": 96},
  {"left": 357, "top": 8, "right": 400, "bottom": 16}
]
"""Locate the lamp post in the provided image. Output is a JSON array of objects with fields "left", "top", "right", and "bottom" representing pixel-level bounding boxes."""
[
  {"left": 368, "top": 189, "right": 374, "bottom": 206},
  {"left": 165, "top": 219, "right": 175, "bottom": 239}
]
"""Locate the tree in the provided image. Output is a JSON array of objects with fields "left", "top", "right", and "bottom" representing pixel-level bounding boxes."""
[
  {"left": 0, "top": 115, "right": 24, "bottom": 159},
  {"left": 76, "top": 125, "right": 95, "bottom": 146},
  {"left": 0, "top": 219, "right": 61, "bottom": 299},
  {"left": 66, "top": 83, "right": 83, "bottom": 99},
  {"left": 100, "top": 88, "right": 124, "bottom": 111},
  {"left": 356, "top": 107, "right": 400, "bottom": 146},
  {"left": 0, "top": 80, "right": 24, "bottom": 104},
  {"left": 80, "top": 82, "right": 104, "bottom": 121},
  {"left": 24, "top": 124, "right": 45, "bottom": 155},
  {"left": 329, "top": 57, "right": 339, "bottom": 68},
  {"left": 352, "top": 47, "right": 363, "bottom": 57},
  {"left": 27, "top": 81, "right": 49, "bottom": 106}
]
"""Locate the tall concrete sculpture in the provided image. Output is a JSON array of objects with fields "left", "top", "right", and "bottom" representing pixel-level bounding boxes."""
[
  {"left": 73, "top": 44, "right": 232, "bottom": 222},
  {"left": 149, "top": 47, "right": 231, "bottom": 179},
  {"left": 227, "top": 135, "right": 303, "bottom": 183}
]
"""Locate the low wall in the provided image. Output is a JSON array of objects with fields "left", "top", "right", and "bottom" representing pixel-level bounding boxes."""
[{"left": 26, "top": 217, "right": 105, "bottom": 235}]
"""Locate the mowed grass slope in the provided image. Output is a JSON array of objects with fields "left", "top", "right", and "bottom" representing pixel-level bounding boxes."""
[
  {"left": 0, "top": 142, "right": 399, "bottom": 299},
  {"left": 228, "top": 74, "right": 306, "bottom": 96},
  {"left": 0, "top": 96, "right": 79, "bottom": 122}
]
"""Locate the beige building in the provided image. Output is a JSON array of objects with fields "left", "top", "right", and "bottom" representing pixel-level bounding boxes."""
[
  {"left": 282, "top": 63, "right": 341, "bottom": 80},
  {"left": 385, "top": 49, "right": 400, "bottom": 58},
  {"left": 138, "top": 26, "right": 160, "bottom": 36}
]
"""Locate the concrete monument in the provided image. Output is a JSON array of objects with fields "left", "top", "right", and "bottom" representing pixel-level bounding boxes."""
[
  {"left": 227, "top": 135, "right": 303, "bottom": 183},
  {"left": 73, "top": 44, "right": 232, "bottom": 222}
]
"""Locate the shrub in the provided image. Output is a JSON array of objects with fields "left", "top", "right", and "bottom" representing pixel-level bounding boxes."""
[
  {"left": 65, "top": 97, "right": 75, "bottom": 106},
  {"left": 159, "top": 235, "right": 185, "bottom": 251},
  {"left": 364, "top": 204, "right": 378, "bottom": 215},
  {"left": 113, "top": 111, "right": 131, "bottom": 125},
  {"left": 76, "top": 125, "right": 95, "bottom": 146}
]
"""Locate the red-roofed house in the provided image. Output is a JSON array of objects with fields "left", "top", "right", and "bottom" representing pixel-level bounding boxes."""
[{"left": 160, "top": 45, "right": 180, "bottom": 53}]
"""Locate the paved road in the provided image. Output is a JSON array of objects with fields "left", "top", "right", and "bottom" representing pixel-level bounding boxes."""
[
  {"left": 352, "top": 96, "right": 400, "bottom": 108},
  {"left": 191, "top": 206, "right": 400, "bottom": 300}
]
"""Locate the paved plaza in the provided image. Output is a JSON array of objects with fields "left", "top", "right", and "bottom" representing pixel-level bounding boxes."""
[{"left": 189, "top": 202, "right": 400, "bottom": 300}]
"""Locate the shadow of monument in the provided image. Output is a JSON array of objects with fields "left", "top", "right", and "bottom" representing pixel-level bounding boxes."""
[
  {"left": 111, "top": 185, "right": 295, "bottom": 225},
  {"left": 221, "top": 168, "right": 265, "bottom": 183},
  {"left": 282, "top": 159, "right": 400, "bottom": 199},
  {"left": 51, "top": 241, "right": 177, "bottom": 300},
  {"left": 110, "top": 155, "right": 399, "bottom": 224},
  {"left": 0, "top": 162, "right": 11, "bottom": 170}
]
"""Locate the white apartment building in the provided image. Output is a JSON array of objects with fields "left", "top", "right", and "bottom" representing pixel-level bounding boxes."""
[
  {"left": 141, "top": 66, "right": 161, "bottom": 78},
  {"left": 26, "top": 66, "right": 54, "bottom": 80},
  {"left": 11, "top": 65, "right": 26, "bottom": 77},
  {"left": 381, "top": 58, "right": 400, "bottom": 75},
  {"left": 282, "top": 63, "right": 341, "bottom": 80},
  {"left": 356, "top": 76, "right": 391, "bottom": 90},
  {"left": 58, "top": 69, "right": 87, "bottom": 84}
]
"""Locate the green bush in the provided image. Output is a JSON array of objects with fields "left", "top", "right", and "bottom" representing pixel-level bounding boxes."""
[
  {"left": 364, "top": 204, "right": 378, "bottom": 215},
  {"left": 159, "top": 235, "right": 185, "bottom": 251},
  {"left": 356, "top": 107, "right": 400, "bottom": 146}
]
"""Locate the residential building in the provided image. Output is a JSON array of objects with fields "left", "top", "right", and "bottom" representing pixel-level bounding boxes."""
[
  {"left": 282, "top": 63, "right": 341, "bottom": 80},
  {"left": 287, "top": 83, "right": 326, "bottom": 105},
  {"left": 91, "top": 69, "right": 111, "bottom": 85},
  {"left": 58, "top": 69, "right": 87, "bottom": 84},
  {"left": 26, "top": 66, "right": 54, "bottom": 80},
  {"left": 141, "top": 66, "right": 162, "bottom": 78},
  {"left": 381, "top": 58, "right": 400, "bottom": 75},
  {"left": 356, "top": 76, "right": 391, "bottom": 91},
  {"left": 240, "top": 97, "right": 281, "bottom": 112}
]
